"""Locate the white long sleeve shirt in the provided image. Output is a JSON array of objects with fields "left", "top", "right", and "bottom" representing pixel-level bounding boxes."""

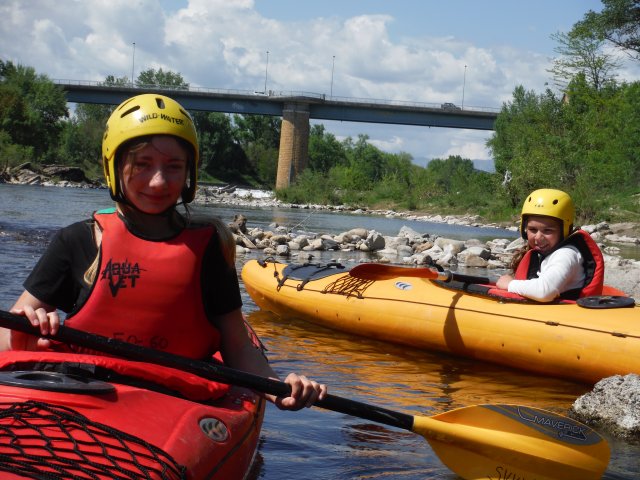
[{"left": 507, "top": 246, "right": 586, "bottom": 302}]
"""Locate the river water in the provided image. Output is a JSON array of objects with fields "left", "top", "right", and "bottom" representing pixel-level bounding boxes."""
[{"left": 0, "top": 183, "right": 637, "bottom": 480}]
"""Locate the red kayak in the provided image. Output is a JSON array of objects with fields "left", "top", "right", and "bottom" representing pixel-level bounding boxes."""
[{"left": 0, "top": 350, "right": 265, "bottom": 479}]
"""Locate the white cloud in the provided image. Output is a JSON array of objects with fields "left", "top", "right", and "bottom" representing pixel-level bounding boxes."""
[
  {"left": 368, "top": 135, "right": 406, "bottom": 153},
  {"left": 443, "top": 134, "right": 492, "bottom": 161}
]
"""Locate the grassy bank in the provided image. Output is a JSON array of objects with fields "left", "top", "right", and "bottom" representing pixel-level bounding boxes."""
[{"left": 275, "top": 170, "right": 640, "bottom": 228}]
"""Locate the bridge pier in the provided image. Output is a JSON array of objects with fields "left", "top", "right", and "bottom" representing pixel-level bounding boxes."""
[
  {"left": 59, "top": 84, "right": 498, "bottom": 191},
  {"left": 276, "top": 103, "right": 310, "bottom": 190}
]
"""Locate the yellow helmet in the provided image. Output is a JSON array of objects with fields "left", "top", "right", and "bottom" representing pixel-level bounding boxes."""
[
  {"left": 520, "top": 188, "right": 575, "bottom": 239},
  {"left": 102, "top": 94, "right": 199, "bottom": 203}
]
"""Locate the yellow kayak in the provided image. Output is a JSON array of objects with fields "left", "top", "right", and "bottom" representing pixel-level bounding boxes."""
[{"left": 242, "top": 259, "right": 640, "bottom": 385}]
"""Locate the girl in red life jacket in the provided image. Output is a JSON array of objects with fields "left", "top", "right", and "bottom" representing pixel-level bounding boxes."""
[
  {"left": 2, "top": 93, "right": 327, "bottom": 411},
  {"left": 495, "top": 188, "right": 604, "bottom": 302}
]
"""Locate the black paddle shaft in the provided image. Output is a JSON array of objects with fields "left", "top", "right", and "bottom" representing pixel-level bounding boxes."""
[
  {"left": 437, "top": 270, "right": 491, "bottom": 284},
  {"left": 0, "top": 310, "right": 415, "bottom": 432}
]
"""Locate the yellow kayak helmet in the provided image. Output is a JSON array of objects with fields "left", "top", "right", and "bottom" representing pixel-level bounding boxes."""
[
  {"left": 102, "top": 94, "right": 199, "bottom": 203},
  {"left": 520, "top": 188, "right": 575, "bottom": 239}
]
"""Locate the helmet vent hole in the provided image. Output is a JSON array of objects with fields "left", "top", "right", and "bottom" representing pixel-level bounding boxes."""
[
  {"left": 155, "top": 98, "right": 166, "bottom": 109},
  {"left": 552, "top": 199, "right": 558, "bottom": 205},
  {"left": 120, "top": 106, "right": 140, "bottom": 119}
]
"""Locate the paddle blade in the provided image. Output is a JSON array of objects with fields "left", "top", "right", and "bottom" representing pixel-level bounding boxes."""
[
  {"left": 348, "top": 263, "right": 491, "bottom": 284},
  {"left": 349, "top": 264, "right": 439, "bottom": 281},
  {"left": 412, "top": 404, "right": 609, "bottom": 480}
]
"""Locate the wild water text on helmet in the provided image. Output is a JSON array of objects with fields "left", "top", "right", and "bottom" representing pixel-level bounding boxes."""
[{"left": 138, "top": 112, "right": 185, "bottom": 125}]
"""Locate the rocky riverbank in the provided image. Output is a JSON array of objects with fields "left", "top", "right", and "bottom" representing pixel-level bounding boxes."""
[
  {"left": 571, "top": 374, "right": 640, "bottom": 442},
  {"left": 201, "top": 187, "right": 640, "bottom": 300},
  {"left": 1, "top": 163, "right": 100, "bottom": 188},
  {"left": 2, "top": 170, "right": 639, "bottom": 297}
]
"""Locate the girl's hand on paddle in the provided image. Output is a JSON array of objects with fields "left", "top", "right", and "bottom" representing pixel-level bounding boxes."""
[
  {"left": 8, "top": 305, "right": 60, "bottom": 351},
  {"left": 275, "top": 373, "right": 327, "bottom": 411}
]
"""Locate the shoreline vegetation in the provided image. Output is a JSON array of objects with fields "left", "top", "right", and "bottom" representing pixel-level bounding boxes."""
[{"left": 3, "top": 162, "right": 640, "bottom": 239}]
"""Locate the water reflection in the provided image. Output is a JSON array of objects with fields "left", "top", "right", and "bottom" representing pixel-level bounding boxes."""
[
  {"left": 244, "top": 309, "right": 638, "bottom": 479},
  {"left": 244, "top": 310, "right": 588, "bottom": 414}
]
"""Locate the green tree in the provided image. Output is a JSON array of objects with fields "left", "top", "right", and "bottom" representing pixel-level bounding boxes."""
[
  {"left": 245, "top": 142, "right": 278, "bottom": 187},
  {"left": 0, "top": 76, "right": 29, "bottom": 145},
  {"left": 343, "top": 134, "right": 386, "bottom": 189},
  {"left": 562, "top": 76, "right": 640, "bottom": 220},
  {"left": 0, "top": 130, "right": 33, "bottom": 172},
  {"left": 57, "top": 118, "right": 100, "bottom": 173},
  {"left": 233, "top": 114, "right": 280, "bottom": 149},
  {"left": 276, "top": 168, "right": 340, "bottom": 205},
  {"left": 425, "top": 156, "right": 476, "bottom": 194},
  {"left": 308, "top": 124, "right": 347, "bottom": 171},
  {"left": 572, "top": 0, "right": 640, "bottom": 60},
  {"left": 136, "top": 68, "right": 189, "bottom": 89},
  {"left": 381, "top": 151, "right": 414, "bottom": 187},
  {"left": 419, "top": 156, "right": 497, "bottom": 211},
  {"left": 372, "top": 152, "right": 418, "bottom": 210},
  {"left": 548, "top": 31, "right": 621, "bottom": 90},
  {"left": 104, "top": 75, "right": 130, "bottom": 87},
  {"left": 58, "top": 75, "right": 133, "bottom": 175},
  {"left": 0, "top": 60, "right": 68, "bottom": 162},
  {"left": 617, "top": 82, "right": 640, "bottom": 186},
  {"left": 487, "top": 86, "right": 569, "bottom": 207},
  {"left": 488, "top": 75, "right": 640, "bottom": 223},
  {"left": 233, "top": 114, "right": 280, "bottom": 186},
  {"left": 193, "top": 111, "right": 250, "bottom": 182},
  {"left": 70, "top": 74, "right": 128, "bottom": 137}
]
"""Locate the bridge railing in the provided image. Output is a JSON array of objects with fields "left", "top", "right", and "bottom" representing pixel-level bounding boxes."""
[
  {"left": 322, "top": 95, "right": 500, "bottom": 113},
  {"left": 52, "top": 79, "right": 258, "bottom": 97},
  {"left": 52, "top": 79, "right": 500, "bottom": 113}
]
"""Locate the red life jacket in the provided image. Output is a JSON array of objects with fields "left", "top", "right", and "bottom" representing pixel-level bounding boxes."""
[
  {"left": 62, "top": 210, "right": 221, "bottom": 359},
  {"left": 514, "top": 229, "right": 604, "bottom": 299}
]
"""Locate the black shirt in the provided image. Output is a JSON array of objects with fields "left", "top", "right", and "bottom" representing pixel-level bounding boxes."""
[{"left": 24, "top": 219, "right": 242, "bottom": 320}]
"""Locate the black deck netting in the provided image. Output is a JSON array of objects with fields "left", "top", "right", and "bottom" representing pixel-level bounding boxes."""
[
  {"left": 0, "top": 400, "right": 186, "bottom": 479},
  {"left": 323, "top": 274, "right": 374, "bottom": 298}
]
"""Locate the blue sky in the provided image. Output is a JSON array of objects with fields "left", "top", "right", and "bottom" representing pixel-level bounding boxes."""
[
  {"left": 254, "top": 1, "right": 598, "bottom": 52},
  {"left": 2, "top": 0, "right": 636, "bottom": 170}
]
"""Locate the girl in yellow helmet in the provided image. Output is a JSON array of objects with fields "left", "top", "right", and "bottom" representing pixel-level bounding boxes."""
[
  {"left": 2, "top": 94, "right": 327, "bottom": 410},
  {"left": 496, "top": 188, "right": 604, "bottom": 302}
]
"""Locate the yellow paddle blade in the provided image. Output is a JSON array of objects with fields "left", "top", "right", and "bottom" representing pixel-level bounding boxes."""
[
  {"left": 348, "top": 263, "right": 491, "bottom": 284},
  {"left": 349, "top": 264, "right": 439, "bottom": 280},
  {"left": 412, "top": 404, "right": 609, "bottom": 480}
]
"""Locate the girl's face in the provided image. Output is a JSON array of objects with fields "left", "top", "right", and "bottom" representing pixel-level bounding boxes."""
[
  {"left": 120, "top": 136, "right": 189, "bottom": 214},
  {"left": 525, "top": 216, "right": 563, "bottom": 254}
]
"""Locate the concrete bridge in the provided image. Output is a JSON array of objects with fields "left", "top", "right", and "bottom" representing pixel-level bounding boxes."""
[{"left": 57, "top": 81, "right": 499, "bottom": 188}]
